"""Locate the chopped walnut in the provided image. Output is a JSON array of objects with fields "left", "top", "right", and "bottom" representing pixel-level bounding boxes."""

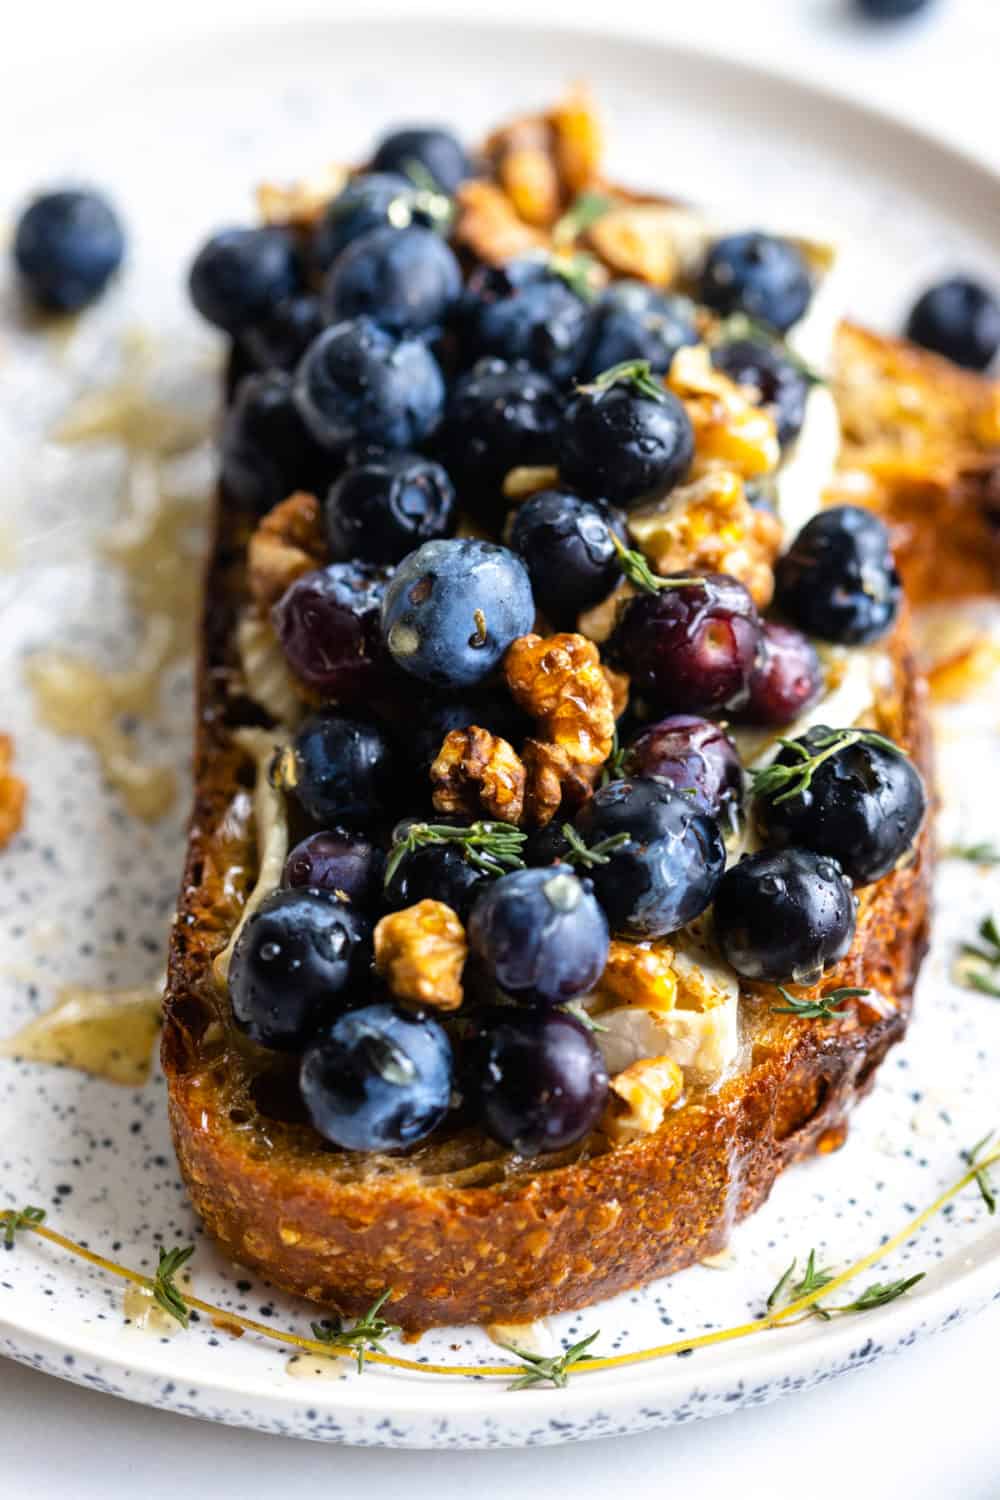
[
  {"left": 600, "top": 940, "right": 678, "bottom": 1011},
  {"left": 586, "top": 203, "right": 681, "bottom": 287},
  {"left": 577, "top": 579, "right": 634, "bottom": 644},
  {"left": 520, "top": 738, "right": 600, "bottom": 827},
  {"left": 374, "top": 900, "right": 467, "bottom": 1012},
  {"left": 602, "top": 663, "right": 631, "bottom": 722},
  {"left": 491, "top": 120, "right": 562, "bottom": 228},
  {"left": 256, "top": 163, "right": 349, "bottom": 229},
  {"left": 430, "top": 726, "right": 526, "bottom": 825},
  {"left": 452, "top": 179, "right": 548, "bottom": 265},
  {"left": 0, "top": 735, "right": 26, "bottom": 850},
  {"left": 602, "top": 1057, "right": 684, "bottom": 1142},
  {"left": 550, "top": 85, "right": 604, "bottom": 197},
  {"left": 668, "top": 344, "right": 780, "bottom": 480},
  {"left": 247, "top": 492, "right": 326, "bottom": 613}
]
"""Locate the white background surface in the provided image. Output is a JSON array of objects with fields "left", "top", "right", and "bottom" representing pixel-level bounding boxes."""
[{"left": 3, "top": 0, "right": 998, "bottom": 1494}]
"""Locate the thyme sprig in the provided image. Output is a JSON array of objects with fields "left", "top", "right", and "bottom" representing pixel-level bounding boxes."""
[
  {"left": 611, "top": 533, "right": 705, "bottom": 596},
  {"left": 546, "top": 250, "right": 602, "bottom": 302},
  {"left": 963, "top": 1133, "right": 998, "bottom": 1216},
  {"left": 750, "top": 728, "right": 903, "bottom": 806},
  {"left": 553, "top": 191, "right": 613, "bottom": 245},
  {"left": 766, "top": 1249, "right": 923, "bottom": 1323},
  {"left": 943, "top": 842, "right": 1000, "bottom": 865},
  {"left": 152, "top": 1244, "right": 194, "bottom": 1328},
  {"left": 500, "top": 1330, "right": 601, "bottom": 1390},
  {"left": 601, "top": 728, "right": 629, "bottom": 787},
  {"left": 710, "top": 312, "right": 826, "bottom": 387},
  {"left": 770, "top": 985, "right": 871, "bottom": 1020},
  {"left": 582, "top": 358, "right": 668, "bottom": 403},
  {"left": 954, "top": 914, "right": 1000, "bottom": 999},
  {"left": 311, "top": 1289, "right": 400, "bottom": 1373},
  {"left": 384, "top": 820, "right": 527, "bottom": 888},
  {"left": 560, "top": 1001, "right": 609, "bottom": 1034},
  {"left": 3, "top": 1204, "right": 45, "bottom": 1248},
  {"left": 559, "top": 821, "right": 631, "bottom": 871}
]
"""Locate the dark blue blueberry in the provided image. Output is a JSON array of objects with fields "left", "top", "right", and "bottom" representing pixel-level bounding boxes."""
[
  {"left": 272, "top": 561, "right": 391, "bottom": 701},
  {"left": 774, "top": 505, "right": 901, "bottom": 645},
  {"left": 467, "top": 865, "right": 609, "bottom": 1005},
  {"left": 371, "top": 126, "right": 471, "bottom": 194},
  {"left": 381, "top": 538, "right": 535, "bottom": 690},
  {"left": 300, "top": 1002, "right": 453, "bottom": 1152},
  {"left": 711, "top": 337, "right": 810, "bottom": 446},
  {"left": 905, "top": 276, "right": 1000, "bottom": 372},
  {"left": 383, "top": 835, "right": 492, "bottom": 925},
  {"left": 855, "top": 0, "right": 932, "bottom": 18},
  {"left": 580, "top": 282, "right": 698, "bottom": 381},
  {"left": 459, "top": 258, "right": 590, "bottom": 383},
  {"left": 699, "top": 232, "right": 812, "bottom": 333},
  {"left": 229, "top": 887, "right": 370, "bottom": 1051},
  {"left": 240, "top": 294, "right": 326, "bottom": 372},
  {"left": 13, "top": 189, "right": 125, "bottom": 313},
  {"left": 283, "top": 829, "right": 381, "bottom": 907},
  {"left": 311, "top": 172, "right": 415, "bottom": 275},
  {"left": 557, "top": 370, "right": 694, "bottom": 509},
  {"left": 624, "top": 715, "right": 743, "bottom": 823},
  {"left": 325, "top": 450, "right": 456, "bottom": 564},
  {"left": 508, "top": 490, "right": 625, "bottom": 628},
  {"left": 573, "top": 777, "right": 726, "bottom": 939},
  {"left": 323, "top": 225, "right": 462, "bottom": 340},
  {"left": 220, "top": 370, "right": 336, "bottom": 513},
  {"left": 188, "top": 227, "right": 300, "bottom": 336},
  {"left": 276, "top": 712, "right": 395, "bottom": 827},
  {"left": 294, "top": 317, "right": 446, "bottom": 452},
  {"left": 740, "top": 621, "right": 822, "bottom": 726},
  {"left": 713, "top": 847, "right": 856, "bottom": 984}
]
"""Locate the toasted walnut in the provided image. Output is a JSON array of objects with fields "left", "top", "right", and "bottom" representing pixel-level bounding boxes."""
[
  {"left": 452, "top": 180, "right": 548, "bottom": 266},
  {"left": 502, "top": 465, "right": 561, "bottom": 500},
  {"left": 520, "top": 738, "right": 600, "bottom": 828},
  {"left": 628, "top": 470, "right": 783, "bottom": 609},
  {"left": 0, "top": 735, "right": 26, "bottom": 850},
  {"left": 600, "top": 940, "right": 678, "bottom": 1011},
  {"left": 430, "top": 726, "right": 526, "bottom": 825},
  {"left": 602, "top": 1057, "right": 684, "bottom": 1142},
  {"left": 602, "top": 663, "right": 631, "bottom": 722},
  {"left": 247, "top": 492, "right": 326, "bottom": 613},
  {"left": 549, "top": 85, "right": 604, "bottom": 197},
  {"left": 668, "top": 344, "right": 780, "bottom": 480},
  {"left": 256, "top": 163, "right": 349, "bottom": 229},
  {"left": 586, "top": 204, "right": 681, "bottom": 287},
  {"left": 494, "top": 124, "right": 562, "bottom": 229},
  {"left": 577, "top": 579, "right": 634, "bottom": 644},
  {"left": 374, "top": 900, "right": 467, "bottom": 1012}
]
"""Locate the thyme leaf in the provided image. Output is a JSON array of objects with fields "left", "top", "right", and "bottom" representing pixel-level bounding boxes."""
[
  {"left": 770, "top": 985, "right": 871, "bottom": 1020},
  {"left": 944, "top": 842, "right": 1000, "bottom": 865},
  {"left": 611, "top": 533, "right": 705, "bottom": 596},
  {"left": 546, "top": 250, "right": 602, "bottom": 302},
  {"left": 553, "top": 191, "right": 613, "bottom": 244},
  {"left": 384, "top": 820, "right": 527, "bottom": 888},
  {"left": 750, "top": 728, "right": 904, "bottom": 806},
  {"left": 558, "top": 821, "right": 631, "bottom": 871},
  {"left": 600, "top": 727, "right": 629, "bottom": 787},
  {"left": 954, "top": 914, "right": 1000, "bottom": 999},
  {"left": 560, "top": 1001, "right": 609, "bottom": 1034},
  {"left": 710, "top": 312, "right": 826, "bottom": 387},
  {"left": 963, "top": 1132, "right": 997, "bottom": 1215},
  {"left": 3, "top": 1204, "right": 45, "bottom": 1249},
  {"left": 832, "top": 1275, "right": 926, "bottom": 1313},
  {"left": 500, "top": 1329, "right": 601, "bottom": 1390},
  {"left": 311, "top": 1289, "right": 400, "bottom": 1373},
  {"left": 581, "top": 358, "right": 668, "bottom": 403},
  {"left": 152, "top": 1244, "right": 194, "bottom": 1329}
]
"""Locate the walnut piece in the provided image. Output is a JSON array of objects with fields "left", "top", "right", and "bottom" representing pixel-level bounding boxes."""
[
  {"left": 0, "top": 735, "right": 26, "bottom": 850},
  {"left": 452, "top": 180, "right": 548, "bottom": 266},
  {"left": 430, "top": 726, "right": 526, "bottom": 825},
  {"left": 668, "top": 344, "right": 780, "bottom": 480},
  {"left": 247, "top": 492, "right": 326, "bottom": 613},
  {"left": 602, "top": 1057, "right": 684, "bottom": 1143},
  {"left": 256, "top": 163, "right": 349, "bottom": 229},
  {"left": 374, "top": 900, "right": 467, "bottom": 1012},
  {"left": 520, "top": 739, "right": 600, "bottom": 828},
  {"left": 586, "top": 203, "right": 681, "bottom": 287},
  {"left": 600, "top": 940, "right": 678, "bottom": 1011},
  {"left": 549, "top": 84, "right": 604, "bottom": 197}
]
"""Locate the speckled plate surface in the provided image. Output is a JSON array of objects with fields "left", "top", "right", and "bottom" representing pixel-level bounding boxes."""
[{"left": 2, "top": 13, "right": 1000, "bottom": 1450}]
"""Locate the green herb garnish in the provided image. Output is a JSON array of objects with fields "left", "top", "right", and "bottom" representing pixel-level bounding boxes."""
[
  {"left": 152, "top": 1244, "right": 194, "bottom": 1329},
  {"left": 943, "top": 842, "right": 1000, "bottom": 865},
  {"left": 311, "top": 1289, "right": 400, "bottom": 1373},
  {"left": 547, "top": 250, "right": 601, "bottom": 301},
  {"left": 500, "top": 1329, "right": 601, "bottom": 1390},
  {"left": 750, "top": 728, "right": 904, "bottom": 806},
  {"left": 582, "top": 358, "right": 668, "bottom": 403},
  {"left": 560, "top": 1001, "right": 609, "bottom": 1033},
  {"left": 766, "top": 1249, "right": 923, "bottom": 1323},
  {"left": 711, "top": 313, "right": 826, "bottom": 387},
  {"left": 558, "top": 821, "right": 631, "bottom": 871},
  {"left": 954, "top": 914, "right": 1000, "bottom": 999},
  {"left": 3, "top": 1204, "right": 45, "bottom": 1249},
  {"left": 962, "top": 1132, "right": 997, "bottom": 1216},
  {"left": 611, "top": 533, "right": 705, "bottom": 597},
  {"left": 383, "top": 820, "right": 527, "bottom": 888},
  {"left": 770, "top": 985, "right": 871, "bottom": 1020},
  {"left": 553, "top": 191, "right": 613, "bottom": 244}
]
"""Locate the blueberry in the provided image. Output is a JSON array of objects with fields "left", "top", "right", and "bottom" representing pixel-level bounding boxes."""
[
  {"left": 221, "top": 370, "right": 336, "bottom": 513},
  {"left": 276, "top": 712, "right": 395, "bottom": 827},
  {"left": 624, "top": 714, "right": 744, "bottom": 823},
  {"left": 754, "top": 725, "right": 927, "bottom": 886},
  {"left": 384, "top": 837, "right": 491, "bottom": 925},
  {"left": 774, "top": 505, "right": 901, "bottom": 645},
  {"left": 740, "top": 621, "right": 823, "bottom": 726},
  {"left": 557, "top": 369, "right": 694, "bottom": 509},
  {"left": 713, "top": 847, "right": 856, "bottom": 984},
  {"left": 325, "top": 450, "right": 456, "bottom": 564},
  {"left": 371, "top": 126, "right": 471, "bottom": 194},
  {"left": 283, "top": 828, "right": 381, "bottom": 907},
  {"left": 229, "top": 887, "right": 371, "bottom": 1051},
  {"left": 323, "top": 225, "right": 462, "bottom": 340},
  {"left": 294, "top": 317, "right": 445, "bottom": 452},
  {"left": 467, "top": 865, "right": 609, "bottom": 1005},
  {"left": 508, "top": 490, "right": 625, "bottom": 628},
  {"left": 273, "top": 561, "right": 391, "bottom": 701},
  {"left": 466, "top": 1007, "right": 608, "bottom": 1156},
  {"left": 699, "top": 232, "right": 812, "bottom": 333},
  {"left": 13, "top": 189, "right": 125, "bottom": 313},
  {"left": 188, "top": 227, "right": 300, "bottom": 336},
  {"left": 574, "top": 777, "right": 726, "bottom": 939},
  {"left": 905, "top": 276, "right": 1000, "bottom": 372},
  {"left": 855, "top": 0, "right": 932, "bottom": 18},
  {"left": 711, "top": 338, "right": 810, "bottom": 446},
  {"left": 580, "top": 282, "right": 698, "bottom": 381},
  {"left": 301, "top": 1002, "right": 453, "bottom": 1151},
  {"left": 381, "top": 538, "right": 535, "bottom": 690},
  {"left": 311, "top": 172, "right": 415, "bottom": 275},
  {"left": 240, "top": 294, "right": 327, "bottom": 373},
  {"left": 460, "top": 258, "right": 590, "bottom": 383}
]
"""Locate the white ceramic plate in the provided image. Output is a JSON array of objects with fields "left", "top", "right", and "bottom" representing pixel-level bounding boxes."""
[{"left": 2, "top": 13, "right": 1000, "bottom": 1450}]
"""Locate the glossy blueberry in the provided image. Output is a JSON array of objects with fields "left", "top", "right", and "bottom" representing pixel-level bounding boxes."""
[
  {"left": 467, "top": 865, "right": 609, "bottom": 1005},
  {"left": 273, "top": 562, "right": 391, "bottom": 701},
  {"left": 624, "top": 715, "right": 744, "bottom": 823},
  {"left": 325, "top": 450, "right": 456, "bottom": 564},
  {"left": 283, "top": 828, "right": 381, "bottom": 907},
  {"left": 384, "top": 838, "right": 492, "bottom": 925},
  {"left": 277, "top": 712, "right": 395, "bottom": 827},
  {"left": 467, "top": 1008, "right": 608, "bottom": 1156},
  {"left": 610, "top": 573, "right": 761, "bottom": 716},
  {"left": 580, "top": 282, "right": 698, "bottom": 381},
  {"left": 699, "top": 232, "right": 812, "bottom": 333},
  {"left": 240, "top": 294, "right": 326, "bottom": 372},
  {"left": 188, "top": 227, "right": 300, "bottom": 336},
  {"left": 300, "top": 1002, "right": 453, "bottom": 1152},
  {"left": 740, "top": 621, "right": 823, "bottom": 726},
  {"left": 294, "top": 318, "right": 445, "bottom": 452},
  {"left": 323, "top": 225, "right": 462, "bottom": 340},
  {"left": 711, "top": 337, "right": 810, "bottom": 446},
  {"left": 220, "top": 370, "right": 335, "bottom": 513},
  {"left": 13, "top": 189, "right": 124, "bottom": 313},
  {"left": 381, "top": 538, "right": 535, "bottom": 690},
  {"left": 574, "top": 777, "right": 726, "bottom": 939},
  {"left": 311, "top": 172, "right": 415, "bottom": 275},
  {"left": 754, "top": 725, "right": 927, "bottom": 886},
  {"left": 371, "top": 126, "right": 471, "bottom": 194},
  {"left": 229, "top": 887, "right": 371, "bottom": 1051},
  {"left": 508, "top": 490, "right": 624, "bottom": 628},
  {"left": 459, "top": 258, "right": 590, "bottom": 383},
  {"left": 855, "top": 0, "right": 933, "bottom": 18},
  {"left": 774, "top": 505, "right": 901, "bottom": 646},
  {"left": 905, "top": 276, "right": 1000, "bottom": 372},
  {"left": 713, "top": 847, "right": 856, "bottom": 984},
  {"left": 557, "top": 375, "right": 694, "bottom": 509}
]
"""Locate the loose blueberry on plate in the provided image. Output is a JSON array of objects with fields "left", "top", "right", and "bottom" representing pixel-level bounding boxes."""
[
  {"left": 221, "top": 370, "right": 335, "bottom": 513},
  {"left": 713, "top": 846, "right": 856, "bottom": 984},
  {"left": 739, "top": 621, "right": 823, "bottom": 726},
  {"left": 383, "top": 836, "right": 492, "bottom": 925},
  {"left": 774, "top": 505, "right": 901, "bottom": 645},
  {"left": 311, "top": 172, "right": 415, "bottom": 275},
  {"left": 467, "top": 1007, "right": 608, "bottom": 1156},
  {"left": 855, "top": 0, "right": 933, "bottom": 19},
  {"left": 371, "top": 125, "right": 471, "bottom": 194},
  {"left": 188, "top": 226, "right": 301, "bottom": 336},
  {"left": 283, "top": 828, "right": 381, "bottom": 907},
  {"left": 240, "top": 294, "right": 326, "bottom": 372},
  {"left": 699, "top": 232, "right": 812, "bottom": 333},
  {"left": 323, "top": 224, "right": 462, "bottom": 340},
  {"left": 624, "top": 714, "right": 744, "bottom": 823},
  {"left": 905, "top": 276, "right": 1000, "bottom": 372},
  {"left": 710, "top": 337, "right": 810, "bottom": 446},
  {"left": 325, "top": 450, "right": 456, "bottom": 564},
  {"left": 508, "top": 490, "right": 625, "bottom": 627},
  {"left": 381, "top": 538, "right": 535, "bottom": 689},
  {"left": 467, "top": 865, "right": 609, "bottom": 1004},
  {"left": 275, "top": 712, "right": 395, "bottom": 827},
  {"left": 580, "top": 281, "right": 699, "bottom": 381},
  {"left": 13, "top": 189, "right": 125, "bottom": 313},
  {"left": 573, "top": 777, "right": 726, "bottom": 939},
  {"left": 294, "top": 317, "right": 446, "bottom": 452},
  {"left": 229, "top": 887, "right": 371, "bottom": 1051},
  {"left": 459, "top": 257, "right": 591, "bottom": 383},
  {"left": 272, "top": 561, "right": 391, "bottom": 701},
  {"left": 610, "top": 572, "right": 761, "bottom": 715},
  {"left": 557, "top": 363, "right": 695, "bottom": 509},
  {"left": 753, "top": 725, "right": 927, "bottom": 886},
  {"left": 300, "top": 1002, "right": 453, "bottom": 1152}
]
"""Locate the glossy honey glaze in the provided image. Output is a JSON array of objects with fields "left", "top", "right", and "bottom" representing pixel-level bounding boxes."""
[{"left": 0, "top": 983, "right": 163, "bottom": 1085}]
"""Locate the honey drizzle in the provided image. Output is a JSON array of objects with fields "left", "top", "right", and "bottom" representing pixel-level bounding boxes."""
[{"left": 0, "top": 983, "right": 163, "bottom": 1085}]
